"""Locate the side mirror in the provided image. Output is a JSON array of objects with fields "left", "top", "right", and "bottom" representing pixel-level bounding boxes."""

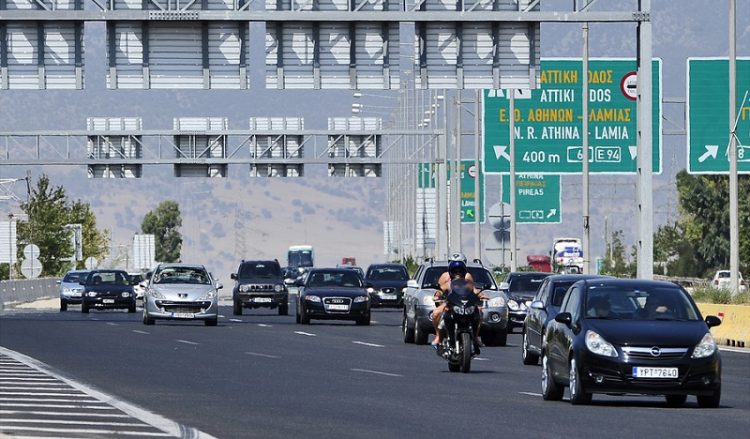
[
  {"left": 530, "top": 300, "right": 545, "bottom": 310},
  {"left": 139, "top": 281, "right": 147, "bottom": 289},
  {"left": 407, "top": 280, "right": 419, "bottom": 288},
  {"left": 554, "top": 312, "right": 572, "bottom": 326},
  {"left": 705, "top": 315, "right": 722, "bottom": 328},
  {"left": 230, "top": 273, "right": 237, "bottom": 280},
  {"left": 295, "top": 278, "right": 305, "bottom": 287},
  {"left": 216, "top": 283, "right": 224, "bottom": 290}
]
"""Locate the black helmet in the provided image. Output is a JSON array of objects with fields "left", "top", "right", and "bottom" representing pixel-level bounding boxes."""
[
  {"left": 449, "top": 252, "right": 467, "bottom": 263},
  {"left": 448, "top": 260, "right": 467, "bottom": 277}
]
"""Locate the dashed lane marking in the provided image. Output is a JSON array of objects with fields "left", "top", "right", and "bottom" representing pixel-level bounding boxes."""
[
  {"left": 519, "top": 391, "right": 542, "bottom": 397},
  {"left": 350, "top": 368, "right": 403, "bottom": 378},
  {"left": 132, "top": 330, "right": 150, "bottom": 335},
  {"left": 245, "top": 352, "right": 281, "bottom": 359},
  {"left": 294, "top": 331, "right": 317, "bottom": 337},
  {"left": 229, "top": 319, "right": 243, "bottom": 323},
  {"left": 257, "top": 324, "right": 272, "bottom": 327},
  {"left": 352, "top": 341, "right": 384, "bottom": 348},
  {"left": 176, "top": 339, "right": 199, "bottom": 346}
]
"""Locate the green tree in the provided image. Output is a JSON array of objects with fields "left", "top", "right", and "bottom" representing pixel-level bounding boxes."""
[
  {"left": 653, "top": 222, "right": 706, "bottom": 277},
  {"left": 17, "top": 175, "right": 73, "bottom": 277},
  {"left": 601, "top": 230, "right": 636, "bottom": 277},
  {"left": 68, "top": 201, "right": 109, "bottom": 268},
  {"left": 142, "top": 201, "right": 182, "bottom": 263}
]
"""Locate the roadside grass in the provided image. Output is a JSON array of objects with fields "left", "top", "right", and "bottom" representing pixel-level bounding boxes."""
[{"left": 692, "top": 287, "right": 750, "bottom": 305}]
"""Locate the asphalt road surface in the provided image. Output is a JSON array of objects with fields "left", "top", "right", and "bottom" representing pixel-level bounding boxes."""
[{"left": 1, "top": 300, "right": 749, "bottom": 439}]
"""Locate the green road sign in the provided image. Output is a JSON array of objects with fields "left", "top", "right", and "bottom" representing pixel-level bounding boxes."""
[
  {"left": 687, "top": 58, "right": 750, "bottom": 174},
  {"left": 502, "top": 174, "right": 561, "bottom": 224},
  {"left": 484, "top": 58, "right": 662, "bottom": 174},
  {"left": 417, "top": 161, "right": 485, "bottom": 224}
]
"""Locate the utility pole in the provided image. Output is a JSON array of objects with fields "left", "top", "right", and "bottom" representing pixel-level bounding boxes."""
[{"left": 728, "top": 0, "right": 740, "bottom": 294}]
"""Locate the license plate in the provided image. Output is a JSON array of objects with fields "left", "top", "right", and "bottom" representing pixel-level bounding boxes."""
[
  {"left": 327, "top": 304, "right": 349, "bottom": 311},
  {"left": 103, "top": 299, "right": 115, "bottom": 304},
  {"left": 172, "top": 312, "right": 194, "bottom": 319},
  {"left": 632, "top": 367, "right": 679, "bottom": 379},
  {"left": 380, "top": 294, "right": 397, "bottom": 300},
  {"left": 253, "top": 297, "right": 272, "bottom": 303}
]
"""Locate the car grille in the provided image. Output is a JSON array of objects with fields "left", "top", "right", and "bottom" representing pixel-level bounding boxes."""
[
  {"left": 157, "top": 301, "right": 211, "bottom": 314},
  {"left": 380, "top": 288, "right": 395, "bottom": 294},
  {"left": 622, "top": 346, "right": 688, "bottom": 361},
  {"left": 243, "top": 284, "right": 275, "bottom": 292}
]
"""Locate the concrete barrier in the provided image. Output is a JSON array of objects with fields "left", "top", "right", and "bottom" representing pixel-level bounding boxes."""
[
  {"left": 697, "top": 303, "right": 750, "bottom": 348},
  {"left": 0, "top": 278, "right": 59, "bottom": 306}
]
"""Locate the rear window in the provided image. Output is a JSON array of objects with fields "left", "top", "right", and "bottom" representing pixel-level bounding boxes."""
[
  {"left": 88, "top": 271, "right": 130, "bottom": 286},
  {"left": 467, "top": 267, "right": 496, "bottom": 290}
]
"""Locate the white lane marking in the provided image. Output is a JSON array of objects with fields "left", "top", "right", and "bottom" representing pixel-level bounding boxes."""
[
  {"left": 229, "top": 319, "right": 243, "bottom": 323},
  {"left": 352, "top": 341, "right": 384, "bottom": 348},
  {"left": 294, "top": 331, "right": 316, "bottom": 337},
  {"left": 350, "top": 368, "right": 403, "bottom": 378},
  {"left": 0, "top": 347, "right": 218, "bottom": 439},
  {"left": 720, "top": 346, "right": 750, "bottom": 354},
  {"left": 474, "top": 357, "right": 489, "bottom": 361},
  {"left": 91, "top": 318, "right": 100, "bottom": 321},
  {"left": 0, "top": 409, "right": 129, "bottom": 418},
  {"left": 0, "top": 377, "right": 57, "bottom": 382},
  {"left": 3, "top": 418, "right": 156, "bottom": 427},
  {"left": 245, "top": 352, "right": 281, "bottom": 359},
  {"left": 257, "top": 324, "right": 271, "bottom": 327},
  {"left": 1, "top": 386, "right": 72, "bottom": 390},
  {"left": 218, "top": 314, "right": 226, "bottom": 318},
  {"left": 132, "top": 330, "right": 150, "bottom": 335},
  {"left": 519, "top": 391, "right": 542, "bottom": 397},
  {"left": 0, "top": 398, "right": 99, "bottom": 403},
  {"left": 0, "top": 403, "right": 115, "bottom": 409},
  {"left": 0, "top": 426, "right": 171, "bottom": 437},
  {"left": 176, "top": 339, "right": 199, "bottom": 346},
  {"left": 0, "top": 392, "right": 87, "bottom": 397},
  {"left": 106, "top": 322, "right": 118, "bottom": 326}
]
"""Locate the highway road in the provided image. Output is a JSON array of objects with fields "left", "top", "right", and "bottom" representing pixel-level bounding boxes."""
[{"left": 1, "top": 298, "right": 749, "bottom": 439}]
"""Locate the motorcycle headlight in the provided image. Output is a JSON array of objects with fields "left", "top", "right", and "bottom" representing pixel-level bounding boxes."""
[
  {"left": 691, "top": 332, "right": 717, "bottom": 359},
  {"left": 507, "top": 299, "right": 519, "bottom": 311},
  {"left": 148, "top": 289, "right": 166, "bottom": 300},
  {"left": 354, "top": 296, "right": 368, "bottom": 303},
  {"left": 305, "top": 295, "right": 321, "bottom": 303},
  {"left": 453, "top": 305, "right": 475, "bottom": 315},
  {"left": 367, "top": 287, "right": 375, "bottom": 294},
  {"left": 421, "top": 296, "right": 435, "bottom": 307},
  {"left": 86, "top": 292, "right": 98, "bottom": 297},
  {"left": 487, "top": 296, "right": 506, "bottom": 307},
  {"left": 121, "top": 292, "right": 131, "bottom": 298},
  {"left": 585, "top": 330, "right": 618, "bottom": 357},
  {"left": 274, "top": 284, "right": 283, "bottom": 293}
]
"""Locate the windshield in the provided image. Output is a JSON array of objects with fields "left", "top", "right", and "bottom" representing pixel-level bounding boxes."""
[
  {"left": 307, "top": 271, "right": 363, "bottom": 288},
  {"left": 508, "top": 275, "right": 548, "bottom": 295},
  {"left": 63, "top": 272, "right": 88, "bottom": 283},
  {"left": 239, "top": 262, "right": 281, "bottom": 278},
  {"left": 153, "top": 267, "right": 211, "bottom": 285},
  {"left": 367, "top": 267, "right": 408, "bottom": 281},
  {"left": 289, "top": 251, "right": 313, "bottom": 267},
  {"left": 584, "top": 285, "right": 700, "bottom": 321},
  {"left": 88, "top": 271, "right": 130, "bottom": 286},
  {"left": 467, "top": 267, "right": 496, "bottom": 290}
]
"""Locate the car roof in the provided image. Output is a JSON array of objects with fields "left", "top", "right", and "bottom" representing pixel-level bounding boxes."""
[
  {"left": 421, "top": 261, "right": 488, "bottom": 269},
  {"left": 156, "top": 263, "right": 207, "bottom": 270},
  {"left": 576, "top": 278, "right": 684, "bottom": 290},
  {"left": 309, "top": 268, "right": 360, "bottom": 274},
  {"left": 65, "top": 269, "right": 89, "bottom": 274},
  {"left": 240, "top": 260, "right": 279, "bottom": 264},
  {"left": 367, "top": 263, "right": 406, "bottom": 269},
  {"left": 544, "top": 274, "right": 610, "bottom": 282},
  {"left": 506, "top": 271, "right": 553, "bottom": 277}
]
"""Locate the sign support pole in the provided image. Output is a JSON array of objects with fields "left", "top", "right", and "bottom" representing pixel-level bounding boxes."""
[
  {"left": 474, "top": 89, "right": 481, "bottom": 261},
  {"left": 509, "top": 90, "right": 517, "bottom": 271},
  {"left": 582, "top": 17, "right": 591, "bottom": 274},
  {"left": 636, "top": 0, "right": 653, "bottom": 279},
  {"left": 729, "top": 0, "right": 739, "bottom": 293}
]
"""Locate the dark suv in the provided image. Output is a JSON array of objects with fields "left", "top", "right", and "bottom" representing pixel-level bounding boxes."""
[{"left": 231, "top": 260, "right": 289, "bottom": 316}]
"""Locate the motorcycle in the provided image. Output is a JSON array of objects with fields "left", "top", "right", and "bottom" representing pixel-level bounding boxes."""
[{"left": 436, "top": 282, "right": 481, "bottom": 373}]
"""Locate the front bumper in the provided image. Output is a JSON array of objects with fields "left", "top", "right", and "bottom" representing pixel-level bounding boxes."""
[
  {"left": 577, "top": 349, "right": 721, "bottom": 396},
  {"left": 481, "top": 306, "right": 509, "bottom": 333},
  {"left": 144, "top": 298, "right": 219, "bottom": 320},
  {"left": 304, "top": 300, "right": 370, "bottom": 320},
  {"left": 369, "top": 292, "right": 404, "bottom": 308},
  {"left": 82, "top": 296, "right": 135, "bottom": 309},
  {"left": 60, "top": 291, "right": 83, "bottom": 304},
  {"left": 508, "top": 309, "right": 529, "bottom": 329},
  {"left": 236, "top": 292, "right": 288, "bottom": 308}
]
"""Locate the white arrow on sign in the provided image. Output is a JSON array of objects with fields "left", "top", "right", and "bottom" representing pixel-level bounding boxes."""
[
  {"left": 629, "top": 146, "right": 638, "bottom": 160},
  {"left": 698, "top": 145, "right": 719, "bottom": 163},
  {"left": 547, "top": 209, "right": 557, "bottom": 218},
  {"left": 493, "top": 145, "right": 511, "bottom": 162}
]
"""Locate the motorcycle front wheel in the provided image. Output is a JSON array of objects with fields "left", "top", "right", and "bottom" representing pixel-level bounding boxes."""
[{"left": 460, "top": 332, "right": 472, "bottom": 373}]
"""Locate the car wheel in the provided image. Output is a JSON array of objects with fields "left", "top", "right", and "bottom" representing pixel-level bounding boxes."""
[
  {"left": 60, "top": 299, "right": 67, "bottom": 312},
  {"left": 81, "top": 302, "right": 89, "bottom": 314},
  {"left": 569, "top": 357, "right": 592, "bottom": 405},
  {"left": 233, "top": 300, "right": 242, "bottom": 316},
  {"left": 143, "top": 309, "right": 155, "bottom": 325},
  {"left": 204, "top": 317, "right": 218, "bottom": 327},
  {"left": 665, "top": 394, "right": 687, "bottom": 407},
  {"left": 278, "top": 303, "right": 289, "bottom": 316},
  {"left": 697, "top": 386, "right": 721, "bottom": 408},
  {"left": 414, "top": 321, "right": 429, "bottom": 345},
  {"left": 522, "top": 328, "right": 539, "bottom": 365},
  {"left": 356, "top": 314, "right": 371, "bottom": 326},
  {"left": 299, "top": 305, "right": 310, "bottom": 325},
  {"left": 402, "top": 312, "right": 415, "bottom": 344},
  {"left": 541, "top": 352, "right": 563, "bottom": 401},
  {"left": 128, "top": 302, "right": 136, "bottom": 313}
]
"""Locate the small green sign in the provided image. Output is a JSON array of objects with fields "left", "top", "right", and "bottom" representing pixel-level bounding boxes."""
[
  {"left": 502, "top": 174, "right": 562, "bottom": 224},
  {"left": 417, "top": 161, "right": 485, "bottom": 224},
  {"left": 687, "top": 58, "right": 750, "bottom": 174}
]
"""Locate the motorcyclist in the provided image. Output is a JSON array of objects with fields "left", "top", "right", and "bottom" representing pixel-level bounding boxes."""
[{"left": 431, "top": 255, "right": 486, "bottom": 353}]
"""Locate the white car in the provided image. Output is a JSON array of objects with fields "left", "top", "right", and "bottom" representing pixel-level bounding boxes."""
[{"left": 711, "top": 270, "right": 747, "bottom": 293}]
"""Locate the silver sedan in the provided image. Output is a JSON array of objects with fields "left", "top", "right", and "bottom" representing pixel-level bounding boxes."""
[{"left": 142, "top": 263, "right": 222, "bottom": 326}]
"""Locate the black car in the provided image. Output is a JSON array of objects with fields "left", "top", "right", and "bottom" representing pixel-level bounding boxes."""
[
  {"left": 501, "top": 271, "right": 553, "bottom": 333},
  {"left": 296, "top": 268, "right": 371, "bottom": 325},
  {"left": 541, "top": 278, "right": 722, "bottom": 407},
  {"left": 80, "top": 270, "right": 137, "bottom": 313},
  {"left": 522, "top": 274, "right": 609, "bottom": 365},
  {"left": 231, "top": 260, "right": 288, "bottom": 316},
  {"left": 364, "top": 263, "right": 409, "bottom": 308}
]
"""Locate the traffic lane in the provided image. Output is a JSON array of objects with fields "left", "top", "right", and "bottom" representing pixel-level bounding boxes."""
[{"left": 1, "top": 308, "right": 750, "bottom": 439}]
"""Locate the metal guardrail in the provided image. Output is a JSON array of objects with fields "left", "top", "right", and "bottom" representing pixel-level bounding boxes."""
[{"left": 0, "top": 278, "right": 59, "bottom": 305}]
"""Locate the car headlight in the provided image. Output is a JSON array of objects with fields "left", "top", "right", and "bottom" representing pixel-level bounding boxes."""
[
  {"left": 691, "top": 332, "right": 717, "bottom": 359},
  {"left": 86, "top": 292, "right": 97, "bottom": 297},
  {"left": 148, "top": 289, "right": 166, "bottom": 300},
  {"left": 507, "top": 299, "right": 519, "bottom": 311},
  {"left": 298, "top": 267, "right": 305, "bottom": 273},
  {"left": 199, "top": 290, "right": 217, "bottom": 300},
  {"left": 367, "top": 287, "right": 375, "bottom": 294},
  {"left": 121, "top": 292, "right": 131, "bottom": 298},
  {"left": 402, "top": 287, "right": 408, "bottom": 293},
  {"left": 520, "top": 301, "right": 529, "bottom": 311},
  {"left": 239, "top": 284, "right": 250, "bottom": 293},
  {"left": 274, "top": 284, "right": 283, "bottom": 293},
  {"left": 353, "top": 296, "right": 368, "bottom": 303},
  {"left": 305, "top": 295, "right": 321, "bottom": 303},
  {"left": 487, "top": 296, "right": 506, "bottom": 307},
  {"left": 585, "top": 330, "right": 618, "bottom": 357},
  {"left": 421, "top": 296, "right": 435, "bottom": 306}
]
